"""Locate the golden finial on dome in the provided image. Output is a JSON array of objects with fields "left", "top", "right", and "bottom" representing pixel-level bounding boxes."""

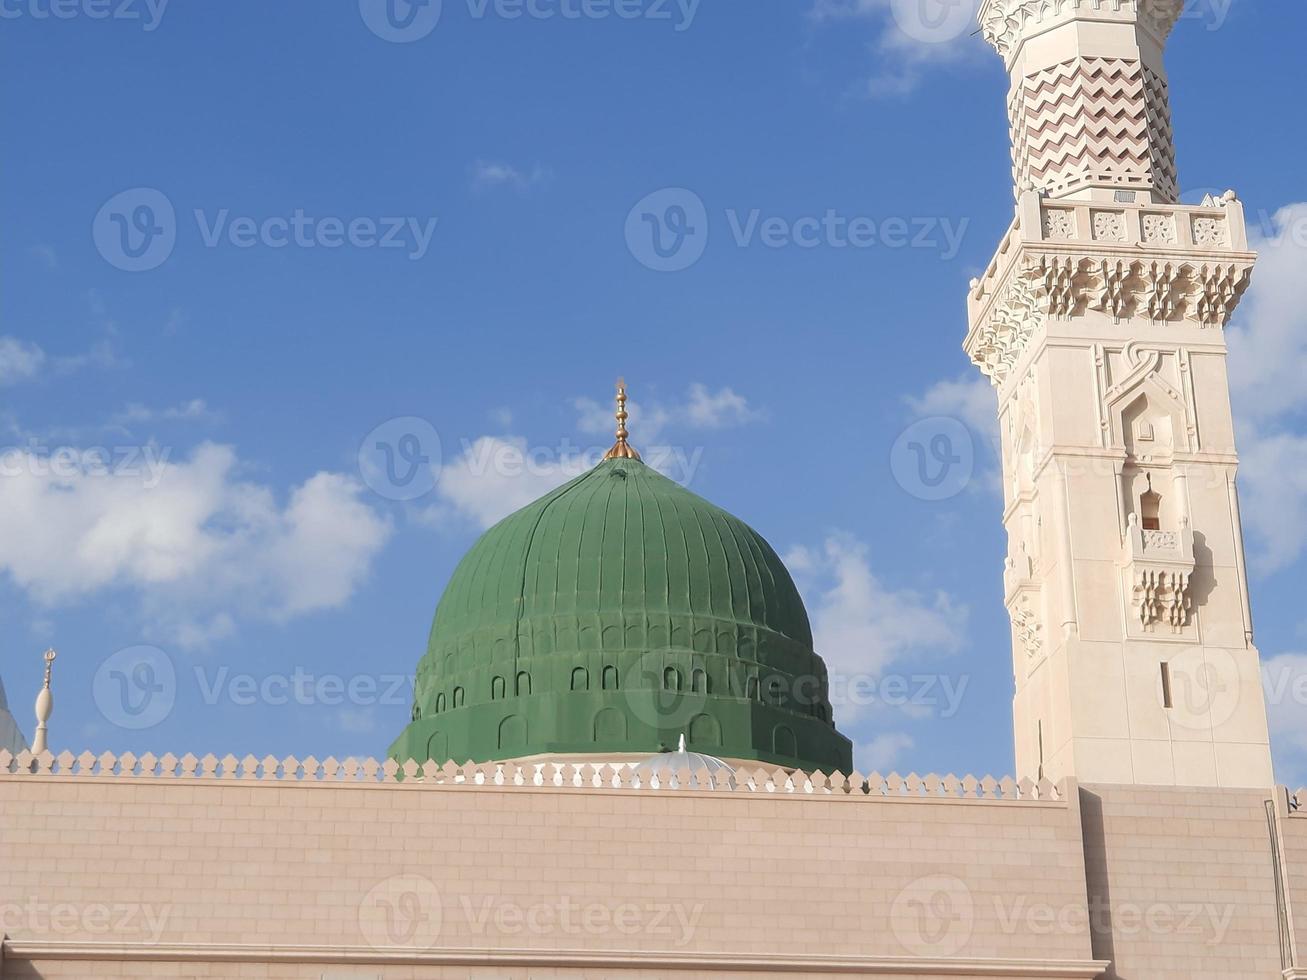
[{"left": 603, "top": 378, "right": 642, "bottom": 461}]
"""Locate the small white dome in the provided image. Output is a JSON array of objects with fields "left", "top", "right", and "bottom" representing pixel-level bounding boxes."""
[{"left": 631, "top": 734, "right": 736, "bottom": 789}]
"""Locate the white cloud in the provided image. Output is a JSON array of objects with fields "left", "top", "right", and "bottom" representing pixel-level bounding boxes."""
[
  {"left": 809, "top": 0, "right": 984, "bottom": 97},
  {"left": 471, "top": 160, "right": 551, "bottom": 192},
  {"left": 1228, "top": 204, "right": 1307, "bottom": 421},
  {"left": 111, "top": 399, "right": 221, "bottom": 429},
  {"left": 907, "top": 374, "right": 996, "bottom": 442},
  {"left": 684, "top": 383, "right": 763, "bottom": 429},
  {"left": 1225, "top": 203, "right": 1307, "bottom": 572},
  {"left": 0, "top": 337, "right": 46, "bottom": 386},
  {"left": 422, "top": 436, "right": 589, "bottom": 531},
  {"left": 785, "top": 533, "right": 967, "bottom": 725},
  {"left": 0, "top": 442, "right": 392, "bottom": 647},
  {"left": 574, "top": 383, "right": 760, "bottom": 445},
  {"left": 855, "top": 732, "right": 915, "bottom": 772},
  {"left": 423, "top": 386, "right": 759, "bottom": 532},
  {"left": 1236, "top": 430, "right": 1307, "bottom": 575},
  {"left": 1262, "top": 653, "right": 1307, "bottom": 785}
]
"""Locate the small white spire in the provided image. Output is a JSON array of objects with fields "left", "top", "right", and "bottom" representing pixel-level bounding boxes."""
[
  {"left": 677, "top": 733, "right": 687, "bottom": 753},
  {"left": 31, "top": 649, "right": 56, "bottom": 755}
]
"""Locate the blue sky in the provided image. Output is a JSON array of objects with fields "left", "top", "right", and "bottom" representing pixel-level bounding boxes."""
[{"left": 3, "top": 0, "right": 1307, "bottom": 782}]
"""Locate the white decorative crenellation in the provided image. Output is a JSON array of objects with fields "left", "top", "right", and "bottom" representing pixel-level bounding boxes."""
[{"left": 0, "top": 749, "right": 1066, "bottom": 802}]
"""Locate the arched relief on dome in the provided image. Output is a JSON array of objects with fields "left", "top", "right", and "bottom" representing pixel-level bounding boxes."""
[
  {"left": 452, "top": 686, "right": 465, "bottom": 708},
  {"left": 774, "top": 726, "right": 797, "bottom": 758},
  {"left": 601, "top": 624, "right": 622, "bottom": 648},
  {"left": 498, "top": 715, "right": 526, "bottom": 751},
  {"left": 593, "top": 707, "right": 626, "bottom": 742},
  {"left": 515, "top": 671, "right": 531, "bottom": 697},
  {"left": 689, "top": 713, "right": 721, "bottom": 748},
  {"left": 435, "top": 693, "right": 446, "bottom": 714},
  {"left": 663, "top": 667, "right": 682, "bottom": 691},
  {"left": 602, "top": 665, "right": 619, "bottom": 690},
  {"left": 571, "top": 667, "right": 589, "bottom": 692},
  {"left": 426, "top": 731, "right": 447, "bottom": 763},
  {"left": 491, "top": 676, "right": 506, "bottom": 701},
  {"left": 692, "top": 668, "right": 708, "bottom": 695},
  {"left": 693, "top": 628, "right": 714, "bottom": 654}
]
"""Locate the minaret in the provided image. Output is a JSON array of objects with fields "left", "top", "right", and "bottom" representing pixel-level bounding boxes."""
[
  {"left": 967, "top": 1, "right": 1272, "bottom": 787},
  {"left": 31, "top": 649, "right": 56, "bottom": 756}
]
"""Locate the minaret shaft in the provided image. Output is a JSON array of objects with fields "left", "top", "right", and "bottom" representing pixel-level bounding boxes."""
[
  {"left": 969, "top": 1, "right": 1273, "bottom": 789},
  {"left": 983, "top": 0, "right": 1183, "bottom": 203}
]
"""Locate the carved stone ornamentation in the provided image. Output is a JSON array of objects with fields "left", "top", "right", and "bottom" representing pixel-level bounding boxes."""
[
  {"left": 1043, "top": 208, "right": 1076, "bottom": 241},
  {"left": 1143, "top": 213, "right": 1177, "bottom": 244},
  {"left": 971, "top": 264, "right": 1043, "bottom": 384},
  {"left": 1093, "top": 211, "right": 1126, "bottom": 242},
  {"left": 1142, "top": 261, "right": 1180, "bottom": 321},
  {"left": 1191, "top": 263, "right": 1249, "bottom": 327},
  {"left": 1010, "top": 591, "right": 1044, "bottom": 665},
  {"left": 1122, "top": 516, "right": 1196, "bottom": 634},
  {"left": 1191, "top": 216, "right": 1227, "bottom": 248},
  {"left": 1096, "top": 259, "right": 1133, "bottom": 319},
  {"left": 1039, "top": 255, "right": 1079, "bottom": 317},
  {"left": 1134, "top": 568, "right": 1192, "bottom": 630}
]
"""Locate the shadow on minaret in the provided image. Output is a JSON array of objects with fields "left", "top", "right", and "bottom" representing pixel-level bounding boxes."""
[
  {"left": 1189, "top": 532, "right": 1217, "bottom": 609},
  {"left": 1079, "top": 788, "right": 1123, "bottom": 979}
]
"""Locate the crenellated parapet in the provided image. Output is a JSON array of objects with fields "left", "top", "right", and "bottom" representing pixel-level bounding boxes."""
[
  {"left": 965, "top": 190, "right": 1255, "bottom": 386},
  {"left": 0, "top": 747, "right": 1067, "bottom": 802}
]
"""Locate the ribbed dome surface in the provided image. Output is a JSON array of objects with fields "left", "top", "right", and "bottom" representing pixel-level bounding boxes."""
[
  {"left": 432, "top": 457, "right": 813, "bottom": 655},
  {"left": 390, "top": 458, "right": 851, "bottom": 773}
]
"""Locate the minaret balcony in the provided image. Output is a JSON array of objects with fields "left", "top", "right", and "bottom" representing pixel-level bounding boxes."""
[
  {"left": 965, "top": 191, "right": 1257, "bottom": 387},
  {"left": 1121, "top": 517, "right": 1196, "bottom": 633}
]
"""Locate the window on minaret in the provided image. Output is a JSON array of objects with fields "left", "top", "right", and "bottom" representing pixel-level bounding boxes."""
[{"left": 1141, "top": 488, "right": 1162, "bottom": 531}]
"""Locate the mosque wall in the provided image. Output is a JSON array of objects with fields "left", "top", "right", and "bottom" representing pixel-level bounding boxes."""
[
  {"left": 1079, "top": 782, "right": 1288, "bottom": 979},
  {"left": 0, "top": 756, "right": 1103, "bottom": 978}
]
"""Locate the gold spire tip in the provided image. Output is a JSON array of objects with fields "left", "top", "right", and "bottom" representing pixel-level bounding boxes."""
[{"left": 603, "top": 378, "right": 641, "bottom": 461}]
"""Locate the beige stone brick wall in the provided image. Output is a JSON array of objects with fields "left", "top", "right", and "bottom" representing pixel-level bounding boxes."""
[
  {"left": 1080, "top": 782, "right": 1284, "bottom": 979},
  {"left": 0, "top": 772, "right": 1097, "bottom": 978}
]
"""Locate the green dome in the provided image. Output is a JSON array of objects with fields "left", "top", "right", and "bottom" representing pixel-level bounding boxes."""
[{"left": 389, "top": 457, "right": 852, "bottom": 772}]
